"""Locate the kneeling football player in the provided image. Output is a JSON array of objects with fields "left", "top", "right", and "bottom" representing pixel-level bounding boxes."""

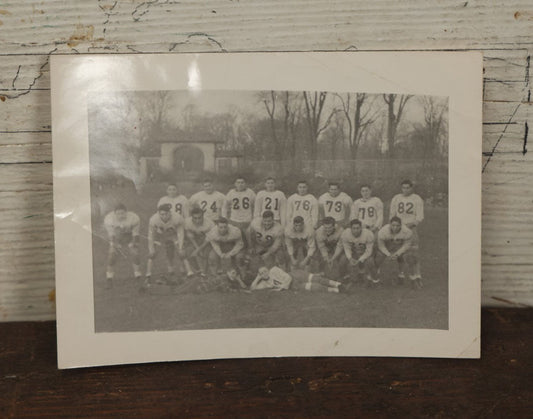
[
  {"left": 183, "top": 207, "right": 215, "bottom": 276},
  {"left": 206, "top": 217, "right": 245, "bottom": 275},
  {"left": 284, "top": 216, "right": 316, "bottom": 270},
  {"left": 314, "top": 216, "right": 344, "bottom": 277},
  {"left": 248, "top": 210, "right": 285, "bottom": 270},
  {"left": 339, "top": 219, "right": 377, "bottom": 287},
  {"left": 144, "top": 203, "right": 185, "bottom": 287},
  {"left": 103, "top": 204, "right": 142, "bottom": 288},
  {"left": 375, "top": 216, "right": 421, "bottom": 288}
]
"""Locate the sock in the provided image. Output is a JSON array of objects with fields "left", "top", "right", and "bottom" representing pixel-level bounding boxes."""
[
  {"left": 106, "top": 270, "right": 114, "bottom": 280},
  {"left": 184, "top": 260, "right": 194, "bottom": 275},
  {"left": 328, "top": 280, "right": 341, "bottom": 287},
  {"left": 146, "top": 259, "right": 153, "bottom": 276},
  {"left": 327, "top": 287, "right": 339, "bottom": 293},
  {"left": 133, "top": 264, "right": 141, "bottom": 277}
]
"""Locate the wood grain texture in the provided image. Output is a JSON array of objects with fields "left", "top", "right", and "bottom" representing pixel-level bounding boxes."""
[
  {"left": 0, "top": 0, "right": 532, "bottom": 320},
  {"left": 0, "top": 309, "right": 531, "bottom": 417}
]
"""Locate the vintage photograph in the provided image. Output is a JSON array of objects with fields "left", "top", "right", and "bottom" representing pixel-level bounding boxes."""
[
  {"left": 88, "top": 89, "right": 449, "bottom": 332},
  {"left": 52, "top": 52, "right": 480, "bottom": 367}
]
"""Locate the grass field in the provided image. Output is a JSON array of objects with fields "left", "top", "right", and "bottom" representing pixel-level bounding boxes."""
[{"left": 92, "top": 182, "right": 448, "bottom": 332}]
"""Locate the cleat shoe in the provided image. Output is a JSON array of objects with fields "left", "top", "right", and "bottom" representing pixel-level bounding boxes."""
[
  {"left": 415, "top": 278, "right": 424, "bottom": 289},
  {"left": 397, "top": 275, "right": 405, "bottom": 286},
  {"left": 105, "top": 278, "right": 113, "bottom": 289}
]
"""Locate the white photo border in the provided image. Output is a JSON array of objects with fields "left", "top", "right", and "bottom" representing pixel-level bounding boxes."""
[{"left": 51, "top": 52, "right": 481, "bottom": 368}]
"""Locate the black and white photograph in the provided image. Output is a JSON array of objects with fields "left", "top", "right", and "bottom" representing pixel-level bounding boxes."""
[
  {"left": 51, "top": 52, "right": 481, "bottom": 367},
  {"left": 89, "top": 89, "right": 449, "bottom": 332}
]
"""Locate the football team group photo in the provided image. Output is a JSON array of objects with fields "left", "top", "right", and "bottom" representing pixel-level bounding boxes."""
[{"left": 88, "top": 89, "right": 449, "bottom": 332}]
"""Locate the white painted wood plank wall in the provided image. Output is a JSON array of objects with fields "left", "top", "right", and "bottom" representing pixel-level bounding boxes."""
[{"left": 0, "top": 1, "right": 531, "bottom": 320}]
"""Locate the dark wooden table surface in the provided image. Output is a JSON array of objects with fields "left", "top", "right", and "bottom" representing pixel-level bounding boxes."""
[{"left": 0, "top": 308, "right": 531, "bottom": 418}]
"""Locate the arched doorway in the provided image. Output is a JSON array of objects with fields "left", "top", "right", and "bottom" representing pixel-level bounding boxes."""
[{"left": 174, "top": 145, "right": 204, "bottom": 175}]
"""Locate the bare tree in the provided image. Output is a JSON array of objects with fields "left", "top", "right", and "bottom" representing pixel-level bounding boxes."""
[
  {"left": 383, "top": 94, "right": 412, "bottom": 158},
  {"left": 302, "top": 91, "right": 337, "bottom": 167},
  {"left": 260, "top": 91, "right": 283, "bottom": 167},
  {"left": 418, "top": 96, "right": 448, "bottom": 166},
  {"left": 336, "top": 93, "right": 378, "bottom": 160},
  {"left": 281, "top": 91, "right": 302, "bottom": 165}
]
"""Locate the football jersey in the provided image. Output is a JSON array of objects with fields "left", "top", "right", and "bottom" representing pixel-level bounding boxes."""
[
  {"left": 377, "top": 224, "right": 413, "bottom": 249},
  {"left": 225, "top": 188, "right": 256, "bottom": 223},
  {"left": 340, "top": 227, "right": 375, "bottom": 258},
  {"left": 351, "top": 197, "right": 384, "bottom": 229},
  {"left": 206, "top": 224, "right": 243, "bottom": 246},
  {"left": 315, "top": 224, "right": 343, "bottom": 254},
  {"left": 104, "top": 211, "right": 140, "bottom": 239},
  {"left": 254, "top": 266, "right": 292, "bottom": 290},
  {"left": 389, "top": 193, "right": 424, "bottom": 226},
  {"left": 254, "top": 190, "right": 286, "bottom": 223},
  {"left": 189, "top": 191, "right": 226, "bottom": 222},
  {"left": 318, "top": 192, "right": 352, "bottom": 222},
  {"left": 184, "top": 216, "right": 215, "bottom": 242},
  {"left": 148, "top": 213, "right": 184, "bottom": 242},
  {"left": 284, "top": 225, "right": 316, "bottom": 256},
  {"left": 286, "top": 193, "right": 318, "bottom": 229},
  {"left": 157, "top": 195, "right": 189, "bottom": 218},
  {"left": 249, "top": 218, "right": 284, "bottom": 248}
]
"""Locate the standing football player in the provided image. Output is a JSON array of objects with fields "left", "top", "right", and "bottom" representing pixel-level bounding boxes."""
[
  {"left": 206, "top": 217, "right": 245, "bottom": 275},
  {"left": 286, "top": 180, "right": 319, "bottom": 230},
  {"left": 374, "top": 216, "right": 420, "bottom": 288},
  {"left": 389, "top": 179, "right": 424, "bottom": 284},
  {"left": 103, "top": 204, "right": 142, "bottom": 288},
  {"left": 339, "top": 219, "right": 377, "bottom": 287},
  {"left": 189, "top": 179, "right": 226, "bottom": 222},
  {"left": 224, "top": 176, "right": 256, "bottom": 246},
  {"left": 318, "top": 182, "right": 352, "bottom": 228},
  {"left": 183, "top": 206, "right": 215, "bottom": 276},
  {"left": 314, "top": 216, "right": 344, "bottom": 277},
  {"left": 144, "top": 203, "right": 185, "bottom": 287},
  {"left": 351, "top": 184, "right": 384, "bottom": 235},
  {"left": 248, "top": 210, "right": 285, "bottom": 270},
  {"left": 157, "top": 183, "right": 189, "bottom": 218},
  {"left": 284, "top": 216, "right": 316, "bottom": 270},
  {"left": 254, "top": 177, "right": 287, "bottom": 226}
]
